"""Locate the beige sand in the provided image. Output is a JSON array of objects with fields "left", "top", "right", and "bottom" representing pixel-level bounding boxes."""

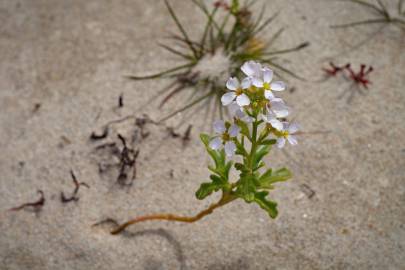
[{"left": 0, "top": 0, "right": 404, "bottom": 269}]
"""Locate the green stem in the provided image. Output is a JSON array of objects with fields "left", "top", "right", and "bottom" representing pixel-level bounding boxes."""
[{"left": 248, "top": 118, "right": 259, "bottom": 173}]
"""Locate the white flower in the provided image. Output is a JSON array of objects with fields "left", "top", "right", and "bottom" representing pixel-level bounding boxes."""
[
  {"left": 241, "top": 61, "right": 263, "bottom": 78},
  {"left": 261, "top": 112, "right": 283, "bottom": 131},
  {"left": 263, "top": 83, "right": 289, "bottom": 118},
  {"left": 221, "top": 77, "right": 251, "bottom": 106},
  {"left": 228, "top": 102, "right": 253, "bottom": 123},
  {"left": 241, "top": 61, "right": 286, "bottom": 91},
  {"left": 253, "top": 67, "right": 286, "bottom": 92},
  {"left": 209, "top": 120, "right": 240, "bottom": 157},
  {"left": 276, "top": 122, "right": 299, "bottom": 148}
]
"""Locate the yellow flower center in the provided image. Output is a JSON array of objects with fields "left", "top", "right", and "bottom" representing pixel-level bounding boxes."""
[
  {"left": 235, "top": 88, "right": 243, "bottom": 96},
  {"left": 222, "top": 133, "right": 230, "bottom": 141},
  {"left": 263, "top": 82, "right": 270, "bottom": 90}
]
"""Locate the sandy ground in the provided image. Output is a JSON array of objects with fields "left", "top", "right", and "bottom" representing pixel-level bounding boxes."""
[{"left": 1, "top": 0, "right": 405, "bottom": 269}]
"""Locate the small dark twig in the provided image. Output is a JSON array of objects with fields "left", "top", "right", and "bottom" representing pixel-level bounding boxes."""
[
  {"left": 167, "top": 127, "right": 181, "bottom": 138},
  {"left": 92, "top": 218, "right": 119, "bottom": 228},
  {"left": 300, "top": 184, "right": 315, "bottom": 199},
  {"left": 90, "top": 127, "right": 109, "bottom": 141},
  {"left": 32, "top": 103, "right": 41, "bottom": 113},
  {"left": 118, "top": 93, "right": 124, "bottom": 108},
  {"left": 135, "top": 116, "right": 152, "bottom": 139},
  {"left": 116, "top": 134, "right": 139, "bottom": 186},
  {"left": 182, "top": 125, "right": 193, "bottom": 147},
  {"left": 9, "top": 190, "right": 45, "bottom": 212},
  {"left": 60, "top": 170, "right": 90, "bottom": 203}
]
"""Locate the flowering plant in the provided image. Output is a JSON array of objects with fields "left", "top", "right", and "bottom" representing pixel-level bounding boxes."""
[{"left": 111, "top": 61, "right": 297, "bottom": 235}]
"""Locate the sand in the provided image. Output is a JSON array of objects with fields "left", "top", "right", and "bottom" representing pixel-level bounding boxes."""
[{"left": 0, "top": 0, "right": 404, "bottom": 269}]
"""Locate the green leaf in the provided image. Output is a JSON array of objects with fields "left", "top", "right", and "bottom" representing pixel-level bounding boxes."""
[
  {"left": 259, "top": 168, "right": 292, "bottom": 189},
  {"left": 260, "top": 139, "right": 277, "bottom": 145},
  {"left": 235, "top": 139, "right": 248, "bottom": 156},
  {"left": 200, "top": 133, "right": 223, "bottom": 168},
  {"left": 253, "top": 191, "right": 278, "bottom": 218},
  {"left": 252, "top": 145, "right": 270, "bottom": 170},
  {"left": 236, "top": 174, "right": 257, "bottom": 202},
  {"left": 236, "top": 119, "right": 251, "bottom": 141},
  {"left": 196, "top": 182, "right": 222, "bottom": 200}
]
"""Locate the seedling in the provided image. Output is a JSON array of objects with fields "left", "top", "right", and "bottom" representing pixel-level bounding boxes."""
[
  {"left": 110, "top": 61, "right": 297, "bottom": 235},
  {"left": 323, "top": 62, "right": 374, "bottom": 102},
  {"left": 127, "top": 0, "right": 309, "bottom": 123},
  {"left": 323, "top": 62, "right": 374, "bottom": 89}
]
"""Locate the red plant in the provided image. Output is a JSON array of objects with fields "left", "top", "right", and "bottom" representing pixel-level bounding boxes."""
[
  {"left": 214, "top": 0, "right": 230, "bottom": 10},
  {"left": 345, "top": 64, "right": 373, "bottom": 89},
  {"left": 323, "top": 62, "right": 373, "bottom": 89}
]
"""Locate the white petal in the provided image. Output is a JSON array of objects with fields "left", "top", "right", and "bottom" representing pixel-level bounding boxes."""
[
  {"left": 213, "top": 120, "right": 226, "bottom": 134},
  {"left": 252, "top": 77, "right": 264, "bottom": 88},
  {"left": 221, "top": 92, "right": 236, "bottom": 106},
  {"left": 276, "top": 137, "right": 286, "bottom": 148},
  {"left": 224, "top": 141, "right": 236, "bottom": 157},
  {"left": 235, "top": 108, "right": 246, "bottom": 119},
  {"left": 281, "top": 122, "right": 289, "bottom": 131},
  {"left": 288, "top": 123, "right": 300, "bottom": 134},
  {"left": 226, "top": 77, "right": 239, "bottom": 91},
  {"left": 270, "top": 81, "right": 286, "bottom": 91},
  {"left": 227, "top": 102, "right": 240, "bottom": 117},
  {"left": 242, "top": 115, "right": 253, "bottom": 123},
  {"left": 264, "top": 90, "right": 275, "bottom": 100},
  {"left": 228, "top": 124, "right": 240, "bottom": 137},
  {"left": 263, "top": 68, "right": 273, "bottom": 83},
  {"left": 236, "top": 93, "right": 250, "bottom": 106},
  {"left": 269, "top": 118, "right": 283, "bottom": 131},
  {"left": 270, "top": 97, "right": 284, "bottom": 103},
  {"left": 241, "top": 61, "right": 261, "bottom": 77},
  {"left": 209, "top": 137, "right": 223, "bottom": 150},
  {"left": 271, "top": 101, "right": 289, "bottom": 118},
  {"left": 241, "top": 77, "right": 251, "bottom": 89},
  {"left": 287, "top": 135, "right": 298, "bottom": 145}
]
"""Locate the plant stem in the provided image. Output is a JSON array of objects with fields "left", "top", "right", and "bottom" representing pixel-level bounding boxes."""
[
  {"left": 248, "top": 118, "right": 259, "bottom": 172},
  {"left": 110, "top": 193, "right": 237, "bottom": 235}
]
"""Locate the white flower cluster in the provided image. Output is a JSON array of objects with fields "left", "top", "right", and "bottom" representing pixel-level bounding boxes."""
[{"left": 209, "top": 61, "right": 299, "bottom": 157}]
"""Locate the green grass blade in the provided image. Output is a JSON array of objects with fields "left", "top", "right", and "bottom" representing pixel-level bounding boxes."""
[
  {"left": 159, "top": 91, "right": 214, "bottom": 122},
  {"left": 164, "top": 0, "right": 198, "bottom": 58},
  {"left": 253, "top": 11, "right": 280, "bottom": 35},
  {"left": 267, "top": 27, "right": 285, "bottom": 48},
  {"left": 252, "top": 4, "right": 266, "bottom": 33},
  {"left": 337, "top": 0, "right": 384, "bottom": 16},
  {"left": 200, "top": 6, "right": 219, "bottom": 54},
  {"left": 262, "top": 42, "right": 309, "bottom": 56},
  {"left": 376, "top": 0, "right": 390, "bottom": 18},
  {"left": 263, "top": 59, "right": 306, "bottom": 81},
  {"left": 331, "top": 18, "right": 390, "bottom": 28},
  {"left": 158, "top": 43, "right": 193, "bottom": 60},
  {"left": 217, "top": 12, "right": 230, "bottom": 42},
  {"left": 125, "top": 63, "right": 194, "bottom": 80}
]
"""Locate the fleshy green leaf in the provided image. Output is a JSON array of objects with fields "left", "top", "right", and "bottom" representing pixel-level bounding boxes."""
[
  {"left": 236, "top": 174, "right": 257, "bottom": 202},
  {"left": 196, "top": 182, "right": 222, "bottom": 200},
  {"left": 258, "top": 168, "right": 292, "bottom": 189},
  {"left": 260, "top": 139, "right": 277, "bottom": 145},
  {"left": 252, "top": 145, "right": 270, "bottom": 170},
  {"left": 253, "top": 191, "right": 278, "bottom": 218},
  {"left": 236, "top": 120, "right": 251, "bottom": 141}
]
